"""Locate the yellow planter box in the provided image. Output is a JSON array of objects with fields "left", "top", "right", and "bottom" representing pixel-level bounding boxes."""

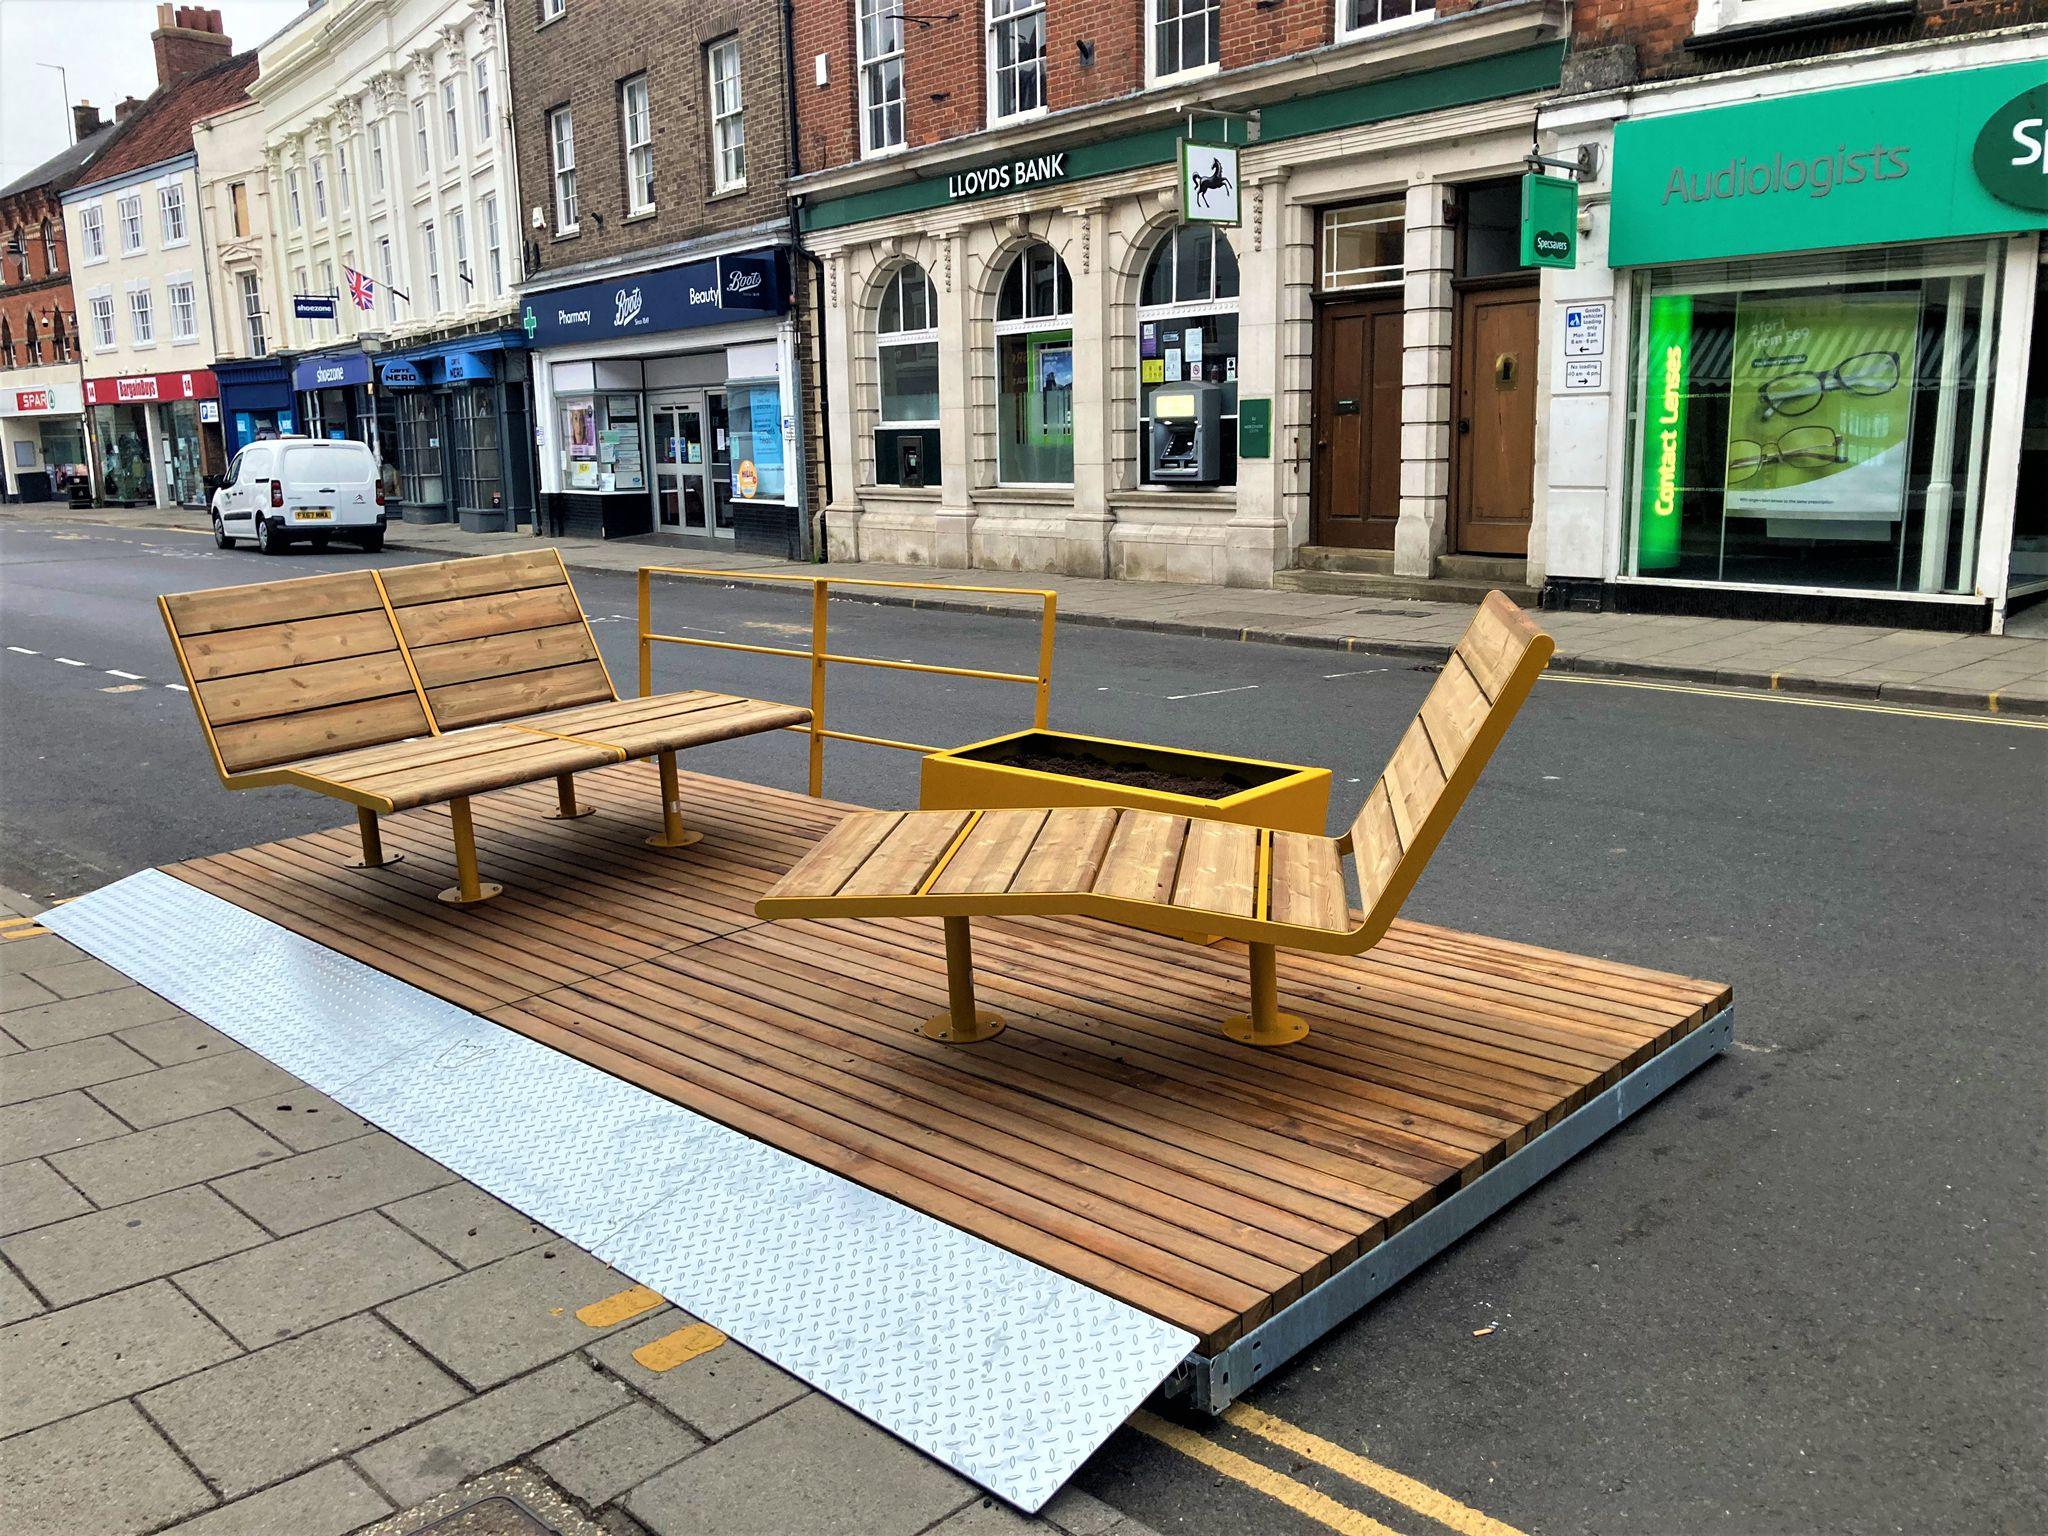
[{"left": 920, "top": 729, "right": 1331, "bottom": 835}]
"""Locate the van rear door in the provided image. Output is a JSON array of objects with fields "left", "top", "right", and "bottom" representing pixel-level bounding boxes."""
[{"left": 279, "top": 444, "right": 377, "bottom": 527}]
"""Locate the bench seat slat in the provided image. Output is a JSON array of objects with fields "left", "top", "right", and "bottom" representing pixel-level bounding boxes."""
[
  {"left": 931, "top": 809, "right": 1052, "bottom": 896},
  {"left": 516, "top": 694, "right": 811, "bottom": 759},
  {"left": 214, "top": 694, "right": 435, "bottom": 776},
  {"left": 377, "top": 550, "right": 569, "bottom": 606},
  {"left": 839, "top": 811, "right": 973, "bottom": 897},
  {"left": 165, "top": 571, "right": 386, "bottom": 637},
  {"left": 1170, "top": 819, "right": 1260, "bottom": 918},
  {"left": 1009, "top": 805, "right": 1121, "bottom": 894},
  {"left": 198, "top": 653, "right": 420, "bottom": 727},
  {"left": 1270, "top": 832, "right": 1349, "bottom": 933},
  {"left": 1092, "top": 812, "right": 1190, "bottom": 904},
  {"left": 427, "top": 661, "right": 616, "bottom": 731}
]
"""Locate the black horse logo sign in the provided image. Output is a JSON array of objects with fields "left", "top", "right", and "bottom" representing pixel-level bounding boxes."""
[{"left": 1189, "top": 152, "right": 1233, "bottom": 210}]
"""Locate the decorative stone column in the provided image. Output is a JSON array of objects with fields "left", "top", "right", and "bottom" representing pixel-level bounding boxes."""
[
  {"left": 820, "top": 248, "right": 865, "bottom": 560},
  {"left": 1062, "top": 202, "right": 1112, "bottom": 578},
  {"left": 1396, "top": 178, "right": 1453, "bottom": 578},
  {"left": 931, "top": 230, "right": 978, "bottom": 569},
  {"left": 1225, "top": 170, "right": 1294, "bottom": 589}
]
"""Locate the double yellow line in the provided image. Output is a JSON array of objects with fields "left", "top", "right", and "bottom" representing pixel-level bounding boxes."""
[{"left": 1132, "top": 1402, "right": 1526, "bottom": 1536}]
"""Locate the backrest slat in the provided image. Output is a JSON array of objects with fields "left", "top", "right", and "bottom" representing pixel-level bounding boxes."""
[
  {"left": 380, "top": 551, "right": 614, "bottom": 729},
  {"left": 162, "top": 571, "right": 432, "bottom": 775},
  {"left": 1348, "top": 592, "right": 1552, "bottom": 926}
]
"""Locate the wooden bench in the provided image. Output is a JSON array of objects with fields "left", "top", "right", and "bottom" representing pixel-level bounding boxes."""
[
  {"left": 163, "top": 551, "right": 810, "bottom": 905},
  {"left": 758, "top": 592, "right": 1552, "bottom": 1047}
]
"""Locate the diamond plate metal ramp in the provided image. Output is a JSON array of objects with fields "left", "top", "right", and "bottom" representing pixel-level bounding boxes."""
[{"left": 43, "top": 869, "right": 1196, "bottom": 1512}]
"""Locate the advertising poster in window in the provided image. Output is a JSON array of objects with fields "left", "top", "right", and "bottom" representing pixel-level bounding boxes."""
[
  {"left": 732, "top": 383, "right": 783, "bottom": 500},
  {"left": 564, "top": 400, "right": 600, "bottom": 490},
  {"left": 1723, "top": 294, "right": 1920, "bottom": 535}
]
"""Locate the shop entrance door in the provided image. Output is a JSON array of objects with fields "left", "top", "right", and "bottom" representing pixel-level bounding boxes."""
[
  {"left": 651, "top": 400, "right": 698, "bottom": 530},
  {"left": 1451, "top": 284, "right": 1538, "bottom": 556},
  {"left": 1311, "top": 295, "right": 1402, "bottom": 549}
]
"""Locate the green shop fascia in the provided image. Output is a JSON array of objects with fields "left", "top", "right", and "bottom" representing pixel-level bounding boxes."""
[{"left": 1609, "top": 61, "right": 2048, "bottom": 610}]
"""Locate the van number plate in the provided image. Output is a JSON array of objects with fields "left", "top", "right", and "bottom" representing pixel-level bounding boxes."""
[{"left": 293, "top": 508, "right": 334, "bottom": 521}]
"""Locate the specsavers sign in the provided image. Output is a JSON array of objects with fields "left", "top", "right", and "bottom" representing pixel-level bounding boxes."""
[{"left": 1611, "top": 59, "right": 2048, "bottom": 267}]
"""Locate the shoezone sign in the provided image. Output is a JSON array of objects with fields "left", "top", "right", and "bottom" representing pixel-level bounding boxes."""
[{"left": 1180, "top": 141, "right": 1240, "bottom": 227}]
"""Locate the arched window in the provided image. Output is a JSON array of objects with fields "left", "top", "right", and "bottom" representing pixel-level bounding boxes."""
[
  {"left": 41, "top": 219, "right": 58, "bottom": 278},
  {"left": 0, "top": 317, "right": 13, "bottom": 369},
  {"left": 994, "top": 242, "right": 1073, "bottom": 484},
  {"left": 50, "top": 310, "right": 71, "bottom": 363},
  {"left": 1137, "top": 225, "right": 1239, "bottom": 486},
  {"left": 25, "top": 312, "right": 43, "bottom": 364},
  {"left": 874, "top": 262, "right": 939, "bottom": 487}
]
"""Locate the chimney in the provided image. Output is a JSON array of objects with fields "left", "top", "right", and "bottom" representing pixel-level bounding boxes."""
[
  {"left": 115, "top": 96, "right": 147, "bottom": 122},
  {"left": 150, "top": 5, "right": 232, "bottom": 88},
  {"left": 73, "top": 100, "right": 103, "bottom": 140}
]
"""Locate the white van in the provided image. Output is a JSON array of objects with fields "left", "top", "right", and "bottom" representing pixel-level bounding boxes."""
[{"left": 212, "top": 437, "right": 387, "bottom": 554}]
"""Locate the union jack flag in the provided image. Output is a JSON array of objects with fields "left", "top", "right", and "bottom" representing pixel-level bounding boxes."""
[{"left": 345, "top": 266, "right": 376, "bottom": 311}]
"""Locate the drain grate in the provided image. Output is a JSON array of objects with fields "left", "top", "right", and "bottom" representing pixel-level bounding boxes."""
[{"left": 365, "top": 1468, "right": 601, "bottom": 1536}]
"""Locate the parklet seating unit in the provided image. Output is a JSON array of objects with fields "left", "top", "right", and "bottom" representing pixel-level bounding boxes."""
[
  {"left": 160, "top": 551, "right": 810, "bottom": 904},
  {"left": 760, "top": 592, "right": 1553, "bottom": 1047}
]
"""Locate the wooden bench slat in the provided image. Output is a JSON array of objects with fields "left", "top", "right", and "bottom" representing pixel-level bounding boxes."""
[
  {"left": 329, "top": 730, "right": 609, "bottom": 791},
  {"left": 214, "top": 694, "right": 435, "bottom": 776},
  {"left": 515, "top": 695, "right": 811, "bottom": 759},
  {"left": 1092, "top": 812, "right": 1190, "bottom": 904},
  {"left": 405, "top": 622, "right": 599, "bottom": 689},
  {"left": 1270, "top": 832, "right": 1348, "bottom": 932},
  {"left": 1418, "top": 653, "right": 1490, "bottom": 771},
  {"left": 1169, "top": 819, "right": 1259, "bottom": 918},
  {"left": 1350, "top": 781, "right": 1402, "bottom": 914},
  {"left": 178, "top": 611, "right": 405, "bottom": 683},
  {"left": 931, "top": 809, "right": 1051, "bottom": 896},
  {"left": 1381, "top": 718, "right": 1447, "bottom": 851},
  {"left": 166, "top": 571, "right": 388, "bottom": 636},
  {"left": 394, "top": 584, "right": 588, "bottom": 650},
  {"left": 838, "top": 811, "right": 973, "bottom": 897},
  {"left": 1009, "top": 805, "right": 1120, "bottom": 894},
  {"left": 355, "top": 740, "right": 620, "bottom": 811},
  {"left": 198, "top": 653, "right": 420, "bottom": 728},
  {"left": 426, "top": 662, "right": 615, "bottom": 731},
  {"left": 774, "top": 812, "right": 906, "bottom": 900},
  {"left": 377, "top": 550, "right": 568, "bottom": 606}
]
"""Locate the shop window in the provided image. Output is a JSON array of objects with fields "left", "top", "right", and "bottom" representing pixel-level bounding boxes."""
[
  {"left": 397, "top": 393, "right": 446, "bottom": 507},
  {"left": 1338, "top": 0, "right": 1432, "bottom": 37},
  {"left": 727, "top": 381, "right": 787, "bottom": 504},
  {"left": 708, "top": 39, "right": 746, "bottom": 193},
  {"left": 1628, "top": 240, "right": 2001, "bottom": 598},
  {"left": 1137, "top": 225, "right": 1239, "bottom": 487},
  {"left": 875, "top": 262, "right": 940, "bottom": 488},
  {"left": 452, "top": 387, "right": 503, "bottom": 512},
  {"left": 621, "top": 74, "right": 655, "bottom": 214},
  {"left": 2008, "top": 282, "right": 2048, "bottom": 600},
  {"left": 1149, "top": 0, "right": 1219, "bottom": 83},
  {"left": 556, "top": 394, "right": 643, "bottom": 492},
  {"left": 995, "top": 242, "right": 1073, "bottom": 485},
  {"left": 1320, "top": 199, "right": 1404, "bottom": 291},
  {"left": 1458, "top": 179, "right": 1522, "bottom": 280},
  {"left": 988, "top": 0, "right": 1046, "bottom": 123},
  {"left": 858, "top": 0, "right": 906, "bottom": 156},
  {"left": 549, "top": 107, "right": 578, "bottom": 232}
]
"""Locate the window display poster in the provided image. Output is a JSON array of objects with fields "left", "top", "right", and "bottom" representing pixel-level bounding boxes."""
[
  {"left": 1634, "top": 294, "right": 1693, "bottom": 571},
  {"left": 734, "top": 382, "right": 783, "bottom": 499},
  {"left": 1723, "top": 293, "right": 1919, "bottom": 527},
  {"left": 565, "top": 401, "right": 597, "bottom": 460},
  {"left": 1164, "top": 348, "right": 1182, "bottom": 383},
  {"left": 1185, "top": 327, "right": 1203, "bottom": 372},
  {"left": 605, "top": 395, "right": 644, "bottom": 490},
  {"left": 1141, "top": 322, "right": 1159, "bottom": 360},
  {"left": 1141, "top": 358, "right": 1165, "bottom": 385}
]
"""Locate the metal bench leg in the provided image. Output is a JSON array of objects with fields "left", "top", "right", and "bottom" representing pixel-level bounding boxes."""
[
  {"left": 437, "top": 797, "right": 503, "bottom": 907},
  {"left": 1224, "top": 942, "right": 1309, "bottom": 1047},
  {"left": 349, "top": 808, "right": 403, "bottom": 870},
  {"left": 921, "top": 916, "right": 1003, "bottom": 1044},
  {"left": 545, "top": 772, "right": 594, "bottom": 820},
  {"left": 647, "top": 749, "right": 703, "bottom": 849}
]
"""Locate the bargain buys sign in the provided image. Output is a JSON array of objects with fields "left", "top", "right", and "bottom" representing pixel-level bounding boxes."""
[
  {"left": 84, "top": 370, "right": 218, "bottom": 406},
  {"left": 1611, "top": 60, "right": 2048, "bottom": 266}
]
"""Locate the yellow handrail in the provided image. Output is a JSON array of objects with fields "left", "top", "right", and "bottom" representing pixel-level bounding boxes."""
[{"left": 636, "top": 565, "right": 1058, "bottom": 797}]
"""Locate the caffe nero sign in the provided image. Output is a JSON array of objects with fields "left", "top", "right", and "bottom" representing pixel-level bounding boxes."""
[
  {"left": 1610, "top": 60, "right": 2048, "bottom": 267},
  {"left": 521, "top": 248, "right": 786, "bottom": 348}
]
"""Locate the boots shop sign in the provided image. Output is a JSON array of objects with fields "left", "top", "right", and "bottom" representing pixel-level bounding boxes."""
[{"left": 519, "top": 248, "right": 788, "bottom": 347}]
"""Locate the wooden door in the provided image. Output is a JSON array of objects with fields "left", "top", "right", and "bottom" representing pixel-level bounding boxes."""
[
  {"left": 1452, "top": 285, "right": 1538, "bottom": 556},
  {"left": 1311, "top": 296, "right": 1402, "bottom": 550}
]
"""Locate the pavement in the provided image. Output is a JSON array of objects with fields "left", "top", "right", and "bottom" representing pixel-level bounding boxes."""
[
  {"left": 0, "top": 894, "right": 1159, "bottom": 1536},
  {"left": 24, "top": 505, "right": 2045, "bottom": 716}
]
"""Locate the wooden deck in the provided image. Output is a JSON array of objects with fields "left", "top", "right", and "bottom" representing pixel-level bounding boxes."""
[{"left": 164, "top": 764, "right": 1731, "bottom": 1353}]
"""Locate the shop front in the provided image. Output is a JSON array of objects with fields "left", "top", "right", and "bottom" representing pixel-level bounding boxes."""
[
  {"left": 214, "top": 357, "right": 297, "bottom": 455},
  {"left": 524, "top": 245, "right": 802, "bottom": 555},
  {"left": 290, "top": 350, "right": 378, "bottom": 448},
  {"left": 83, "top": 368, "right": 223, "bottom": 509},
  {"left": 1, "top": 374, "right": 89, "bottom": 504},
  {"left": 1541, "top": 51, "right": 2048, "bottom": 629},
  {"left": 376, "top": 333, "right": 533, "bottom": 534}
]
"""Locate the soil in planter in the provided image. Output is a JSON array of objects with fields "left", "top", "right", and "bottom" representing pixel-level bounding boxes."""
[{"left": 998, "top": 747, "right": 1242, "bottom": 800}]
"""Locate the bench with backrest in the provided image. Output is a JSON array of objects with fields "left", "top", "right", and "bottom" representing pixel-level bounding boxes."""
[
  {"left": 162, "top": 551, "right": 810, "bottom": 905},
  {"left": 757, "top": 592, "right": 1552, "bottom": 1047}
]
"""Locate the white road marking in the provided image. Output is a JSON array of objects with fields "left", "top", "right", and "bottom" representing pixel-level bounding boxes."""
[
  {"left": 101, "top": 684, "right": 145, "bottom": 694},
  {"left": 1322, "top": 668, "right": 1389, "bottom": 679},
  {"left": 105, "top": 669, "right": 144, "bottom": 681},
  {"left": 165, "top": 684, "right": 189, "bottom": 692},
  {"left": 54, "top": 657, "right": 87, "bottom": 667},
  {"left": 5, "top": 645, "right": 39, "bottom": 655},
  {"left": 1166, "top": 684, "right": 1260, "bottom": 700}
]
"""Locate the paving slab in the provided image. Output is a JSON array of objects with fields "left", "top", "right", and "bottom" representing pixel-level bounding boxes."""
[
  {"left": 0, "top": 1088, "right": 130, "bottom": 1163},
  {"left": 211, "top": 1130, "right": 456, "bottom": 1235},
  {"left": 0, "top": 935, "right": 86, "bottom": 975},
  {"left": 624, "top": 1391, "right": 970, "bottom": 1536},
  {"left": 530, "top": 1399, "right": 703, "bottom": 1507},
  {"left": 48, "top": 1107, "right": 290, "bottom": 1206},
  {"left": 586, "top": 1311, "right": 808, "bottom": 1441},
  {"left": 0, "top": 1024, "right": 17, "bottom": 1055},
  {"left": 0, "top": 1398, "right": 213, "bottom": 1536},
  {"left": 21, "top": 954, "right": 131, "bottom": 1001},
  {"left": 0, "top": 1184, "right": 266, "bottom": 1306},
  {"left": 176, "top": 1209, "right": 460, "bottom": 1347},
  {"left": 0, "top": 1156, "right": 92, "bottom": 1234},
  {"left": 0, "top": 1032, "right": 156, "bottom": 1105},
  {"left": 88, "top": 1046, "right": 300, "bottom": 1128},
  {"left": 117, "top": 1014, "right": 235, "bottom": 1066},
  {"left": 0, "top": 1278, "right": 242, "bottom": 1436},
  {"left": 0, "top": 986, "right": 185, "bottom": 1050},
  {"left": 0, "top": 972, "right": 59, "bottom": 1013},
  {"left": 140, "top": 1313, "right": 469, "bottom": 1498},
  {"left": 382, "top": 1181, "right": 549, "bottom": 1268},
  {"left": 232, "top": 1083, "right": 373, "bottom": 1150},
  {"left": 0, "top": 1260, "right": 41, "bottom": 1325},
  {"left": 355, "top": 1353, "right": 633, "bottom": 1507},
  {"left": 930, "top": 1499, "right": 1038, "bottom": 1534},
  {"left": 380, "top": 1243, "right": 651, "bottom": 1389},
  {"left": 160, "top": 1460, "right": 394, "bottom": 1536},
  {"left": 1038, "top": 1486, "right": 1139, "bottom": 1536}
]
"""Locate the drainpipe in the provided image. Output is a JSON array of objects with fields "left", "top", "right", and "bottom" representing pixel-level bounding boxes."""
[{"left": 782, "top": 0, "right": 833, "bottom": 559}]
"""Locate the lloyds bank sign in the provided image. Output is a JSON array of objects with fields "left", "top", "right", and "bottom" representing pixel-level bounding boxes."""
[{"left": 1610, "top": 61, "right": 2048, "bottom": 267}]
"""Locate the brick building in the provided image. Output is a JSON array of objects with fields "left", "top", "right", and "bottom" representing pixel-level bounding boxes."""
[
  {"left": 0, "top": 102, "right": 124, "bottom": 503},
  {"left": 1536, "top": 0, "right": 2048, "bottom": 631},
  {"left": 791, "top": 0, "right": 1576, "bottom": 586},
  {"left": 508, "top": 0, "right": 815, "bottom": 556}
]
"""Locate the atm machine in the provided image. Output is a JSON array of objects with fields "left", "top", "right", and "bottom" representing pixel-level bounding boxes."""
[{"left": 1146, "top": 382, "right": 1223, "bottom": 485}]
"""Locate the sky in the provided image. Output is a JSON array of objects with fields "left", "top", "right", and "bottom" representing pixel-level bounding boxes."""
[{"left": 0, "top": 0, "right": 310, "bottom": 187}]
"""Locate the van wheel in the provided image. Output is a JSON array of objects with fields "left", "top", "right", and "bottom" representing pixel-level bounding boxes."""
[
  {"left": 256, "top": 517, "right": 283, "bottom": 555},
  {"left": 212, "top": 513, "right": 234, "bottom": 549},
  {"left": 359, "top": 528, "right": 385, "bottom": 553}
]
